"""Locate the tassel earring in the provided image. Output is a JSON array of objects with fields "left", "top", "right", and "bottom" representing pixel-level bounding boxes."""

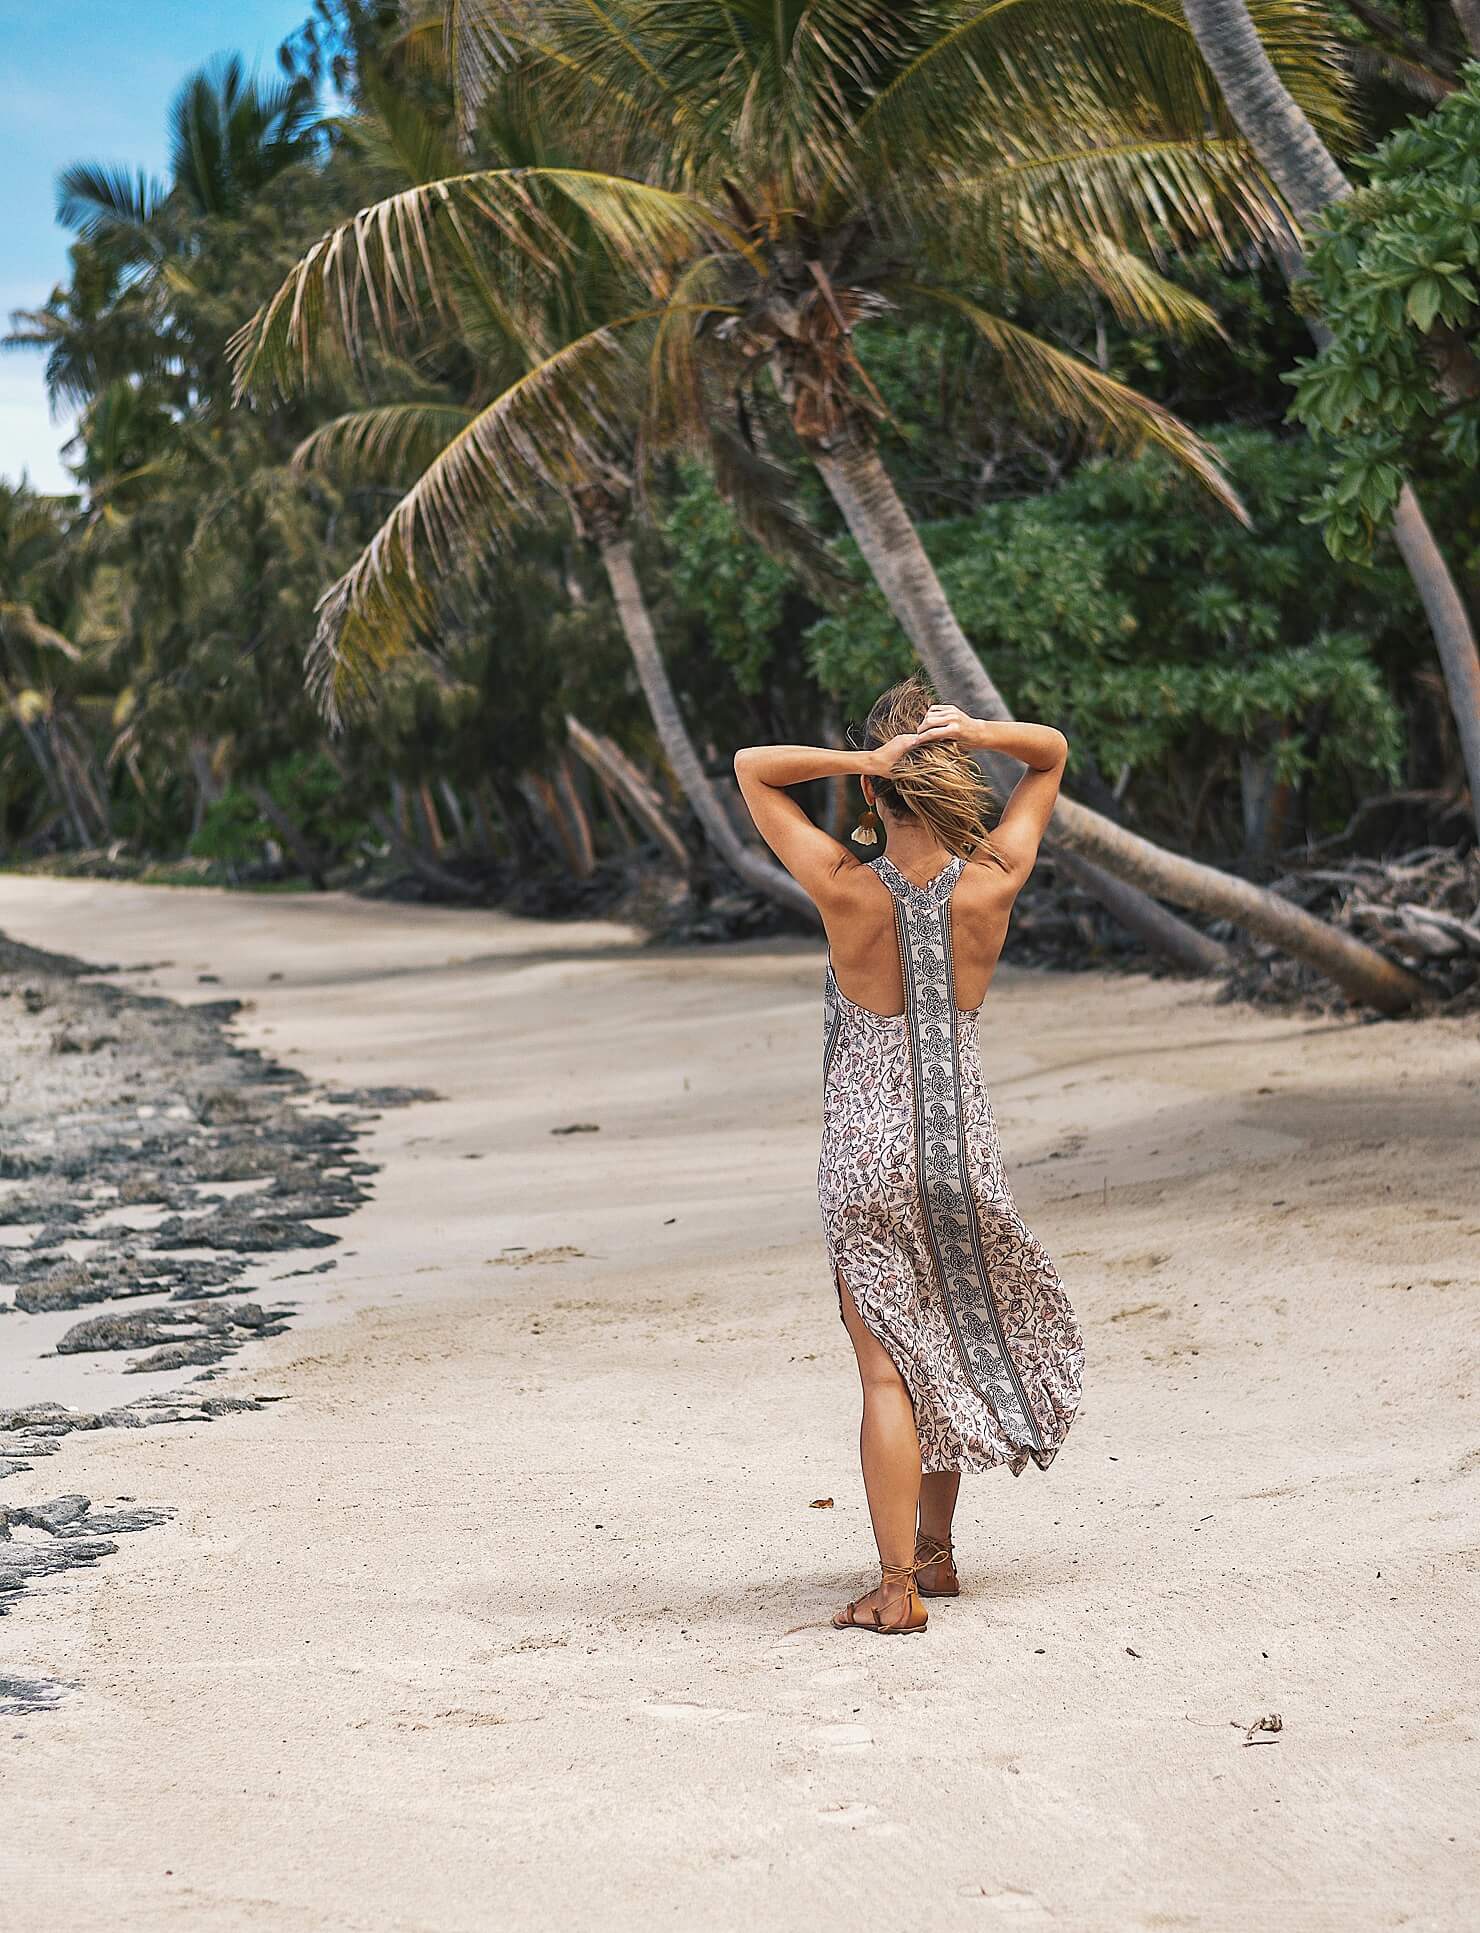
[{"left": 853, "top": 806, "right": 881, "bottom": 847}]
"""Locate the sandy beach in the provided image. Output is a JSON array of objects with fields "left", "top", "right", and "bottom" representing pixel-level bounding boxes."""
[{"left": 1, "top": 874, "right": 1477, "bottom": 1932}]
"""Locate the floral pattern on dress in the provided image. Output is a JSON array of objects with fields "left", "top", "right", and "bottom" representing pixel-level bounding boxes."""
[{"left": 817, "top": 858, "right": 1084, "bottom": 1476}]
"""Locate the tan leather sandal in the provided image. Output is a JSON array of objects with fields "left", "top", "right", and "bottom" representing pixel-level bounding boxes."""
[
  {"left": 913, "top": 1534, "right": 960, "bottom": 1598},
  {"left": 832, "top": 1560, "right": 929, "bottom": 1635}
]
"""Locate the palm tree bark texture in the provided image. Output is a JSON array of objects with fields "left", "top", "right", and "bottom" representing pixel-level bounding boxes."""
[{"left": 594, "top": 528, "right": 816, "bottom": 923}]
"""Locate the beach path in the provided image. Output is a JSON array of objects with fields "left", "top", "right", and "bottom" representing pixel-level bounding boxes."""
[{"left": 1, "top": 876, "right": 1477, "bottom": 1932}]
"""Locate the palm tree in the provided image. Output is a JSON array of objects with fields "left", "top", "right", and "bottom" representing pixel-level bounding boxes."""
[
  {"left": 294, "top": 394, "right": 817, "bottom": 917},
  {"left": 1179, "top": 0, "right": 1480, "bottom": 843},
  {"left": 256, "top": 80, "right": 815, "bottom": 915},
  {"left": 56, "top": 55, "right": 319, "bottom": 259},
  {"left": 232, "top": 1, "right": 1427, "bottom": 1008}
]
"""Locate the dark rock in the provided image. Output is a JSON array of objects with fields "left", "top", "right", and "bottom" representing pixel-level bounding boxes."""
[
  {"left": 127, "top": 1339, "right": 235, "bottom": 1373},
  {"left": 0, "top": 1192, "right": 90, "bottom": 1228},
  {"left": 0, "top": 919, "right": 380, "bottom": 1715},
  {"left": 0, "top": 1403, "right": 75, "bottom": 1431},
  {"left": 55, "top": 1308, "right": 202, "bottom": 1355},
  {"left": 16, "top": 1493, "right": 92, "bottom": 1531},
  {"left": 0, "top": 1493, "right": 171, "bottom": 1614},
  {"left": 55, "top": 1298, "right": 291, "bottom": 1370},
  {"left": 191, "top": 998, "right": 242, "bottom": 1020},
  {"left": 0, "top": 1675, "right": 73, "bottom": 1714},
  {"left": 324, "top": 1085, "right": 443, "bottom": 1107},
  {"left": 15, "top": 1260, "right": 159, "bottom": 1314},
  {"left": 151, "top": 1212, "right": 338, "bottom": 1252}
]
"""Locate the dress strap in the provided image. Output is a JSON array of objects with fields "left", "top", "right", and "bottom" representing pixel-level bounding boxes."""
[
  {"left": 876, "top": 844, "right": 1044, "bottom": 1457},
  {"left": 870, "top": 854, "right": 965, "bottom": 909}
]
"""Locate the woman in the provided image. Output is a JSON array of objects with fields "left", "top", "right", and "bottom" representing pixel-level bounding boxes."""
[{"left": 734, "top": 676, "right": 1084, "bottom": 1636}]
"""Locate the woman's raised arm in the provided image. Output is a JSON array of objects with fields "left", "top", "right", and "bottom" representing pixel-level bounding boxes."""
[
  {"left": 733, "top": 728, "right": 952, "bottom": 901},
  {"left": 916, "top": 705, "right": 1069, "bottom": 879}
]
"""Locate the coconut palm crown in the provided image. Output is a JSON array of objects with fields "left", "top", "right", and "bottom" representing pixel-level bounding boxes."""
[{"left": 230, "top": 0, "right": 1349, "bottom": 694}]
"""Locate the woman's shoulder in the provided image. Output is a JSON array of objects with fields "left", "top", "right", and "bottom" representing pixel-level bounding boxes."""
[{"left": 956, "top": 850, "right": 1021, "bottom": 902}]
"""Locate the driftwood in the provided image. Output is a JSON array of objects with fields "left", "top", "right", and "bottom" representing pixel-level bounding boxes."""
[
  {"left": 564, "top": 715, "right": 690, "bottom": 873},
  {"left": 1222, "top": 845, "right": 1480, "bottom": 1007}
]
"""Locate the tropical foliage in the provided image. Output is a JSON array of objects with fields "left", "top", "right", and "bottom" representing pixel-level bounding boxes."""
[
  {"left": 1289, "top": 65, "right": 1480, "bottom": 558},
  {"left": 1, "top": 1, "right": 1476, "bottom": 1005}
]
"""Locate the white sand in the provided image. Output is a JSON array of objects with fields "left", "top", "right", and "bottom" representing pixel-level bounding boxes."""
[{"left": 1, "top": 874, "right": 1477, "bottom": 1932}]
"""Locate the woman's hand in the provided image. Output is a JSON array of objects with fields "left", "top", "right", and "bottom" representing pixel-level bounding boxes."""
[
  {"left": 916, "top": 704, "right": 982, "bottom": 747},
  {"left": 867, "top": 722, "right": 958, "bottom": 774}
]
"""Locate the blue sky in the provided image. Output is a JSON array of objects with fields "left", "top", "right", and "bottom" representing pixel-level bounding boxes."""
[{"left": 1, "top": 0, "right": 312, "bottom": 493}]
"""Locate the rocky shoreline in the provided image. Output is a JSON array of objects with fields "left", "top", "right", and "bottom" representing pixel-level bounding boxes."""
[{"left": 0, "top": 927, "right": 431, "bottom": 1698}]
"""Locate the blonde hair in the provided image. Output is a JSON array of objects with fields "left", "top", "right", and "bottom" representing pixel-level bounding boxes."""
[{"left": 862, "top": 673, "right": 1010, "bottom": 870}]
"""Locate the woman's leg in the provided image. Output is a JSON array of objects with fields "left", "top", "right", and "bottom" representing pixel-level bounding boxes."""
[
  {"left": 915, "top": 1469, "right": 962, "bottom": 1594},
  {"left": 834, "top": 1276, "right": 922, "bottom": 1626},
  {"left": 918, "top": 1471, "right": 960, "bottom": 1548}
]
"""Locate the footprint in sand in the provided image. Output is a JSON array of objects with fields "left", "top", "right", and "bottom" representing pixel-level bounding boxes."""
[
  {"left": 812, "top": 1722, "right": 873, "bottom": 1752},
  {"left": 807, "top": 1665, "right": 867, "bottom": 1689},
  {"left": 637, "top": 1699, "right": 752, "bottom": 1724},
  {"left": 956, "top": 1885, "right": 1046, "bottom": 1913},
  {"left": 817, "top": 1801, "right": 880, "bottom": 1826}
]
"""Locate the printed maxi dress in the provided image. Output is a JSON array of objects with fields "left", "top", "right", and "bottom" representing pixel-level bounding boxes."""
[{"left": 819, "top": 854, "right": 1084, "bottom": 1475}]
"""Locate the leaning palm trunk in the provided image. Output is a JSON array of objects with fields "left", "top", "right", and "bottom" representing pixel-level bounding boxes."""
[
  {"left": 598, "top": 536, "right": 817, "bottom": 924},
  {"left": 1180, "top": 0, "right": 1480, "bottom": 840},
  {"left": 565, "top": 714, "right": 691, "bottom": 873},
  {"left": 813, "top": 441, "right": 1428, "bottom": 1014}
]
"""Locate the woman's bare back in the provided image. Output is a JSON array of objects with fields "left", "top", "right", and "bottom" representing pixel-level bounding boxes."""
[{"left": 824, "top": 852, "right": 1018, "bottom": 1017}]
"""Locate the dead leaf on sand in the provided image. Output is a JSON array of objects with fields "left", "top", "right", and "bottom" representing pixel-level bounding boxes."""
[
  {"left": 1233, "top": 1712, "right": 1283, "bottom": 1744},
  {"left": 809, "top": 1497, "right": 835, "bottom": 1509}
]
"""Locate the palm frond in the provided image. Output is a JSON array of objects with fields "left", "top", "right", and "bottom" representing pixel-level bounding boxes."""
[
  {"left": 1027, "top": 229, "right": 1225, "bottom": 338},
  {"left": 851, "top": 0, "right": 1350, "bottom": 172},
  {"left": 306, "top": 315, "right": 654, "bottom": 722},
  {"left": 348, "top": 58, "right": 462, "bottom": 187},
  {"left": 701, "top": 420, "right": 851, "bottom": 604},
  {"left": 642, "top": 255, "right": 740, "bottom": 446},
  {"left": 957, "top": 134, "right": 1286, "bottom": 261},
  {"left": 443, "top": 0, "right": 524, "bottom": 142},
  {"left": 229, "top": 168, "right": 728, "bottom": 402},
  {"left": 899, "top": 283, "right": 1247, "bottom": 523},
  {"left": 169, "top": 53, "right": 319, "bottom": 218},
  {"left": 55, "top": 164, "right": 166, "bottom": 250},
  {"left": 293, "top": 402, "right": 479, "bottom": 486},
  {"left": 1347, "top": 44, "right": 1454, "bottom": 108},
  {"left": 433, "top": 0, "right": 684, "bottom": 165}
]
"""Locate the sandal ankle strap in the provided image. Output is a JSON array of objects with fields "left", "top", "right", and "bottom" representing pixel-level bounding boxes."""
[
  {"left": 879, "top": 1559, "right": 925, "bottom": 1587},
  {"left": 914, "top": 1535, "right": 954, "bottom": 1563}
]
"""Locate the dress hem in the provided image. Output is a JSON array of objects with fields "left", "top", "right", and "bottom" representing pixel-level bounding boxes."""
[{"left": 833, "top": 1257, "right": 1076, "bottom": 1479}]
